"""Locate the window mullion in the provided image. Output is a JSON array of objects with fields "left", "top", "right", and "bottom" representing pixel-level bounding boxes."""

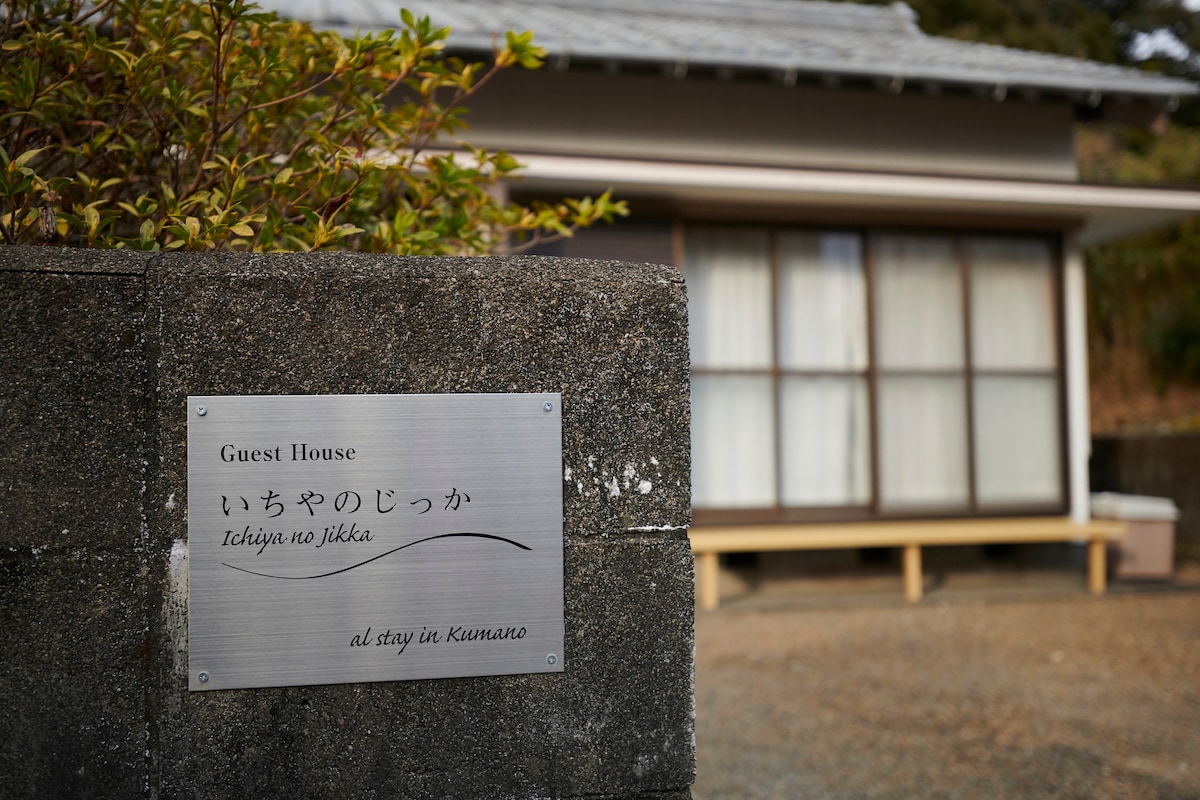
[
  {"left": 865, "top": 231, "right": 882, "bottom": 516},
  {"left": 771, "top": 229, "right": 784, "bottom": 514},
  {"left": 959, "top": 236, "right": 979, "bottom": 513},
  {"left": 1053, "top": 235, "right": 1070, "bottom": 512}
]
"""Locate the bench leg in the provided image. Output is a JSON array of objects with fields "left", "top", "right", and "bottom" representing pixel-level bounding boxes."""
[
  {"left": 1088, "top": 539, "right": 1107, "bottom": 595},
  {"left": 696, "top": 551, "right": 721, "bottom": 611},
  {"left": 903, "top": 544, "right": 923, "bottom": 602}
]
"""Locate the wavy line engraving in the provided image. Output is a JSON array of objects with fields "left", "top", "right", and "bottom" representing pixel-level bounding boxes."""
[{"left": 222, "top": 532, "right": 532, "bottom": 580}]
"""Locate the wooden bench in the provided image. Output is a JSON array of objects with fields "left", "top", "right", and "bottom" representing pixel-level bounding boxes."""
[{"left": 689, "top": 517, "right": 1128, "bottom": 609}]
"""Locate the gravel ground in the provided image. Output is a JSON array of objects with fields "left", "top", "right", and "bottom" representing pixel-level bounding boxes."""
[{"left": 693, "top": 584, "right": 1200, "bottom": 799}]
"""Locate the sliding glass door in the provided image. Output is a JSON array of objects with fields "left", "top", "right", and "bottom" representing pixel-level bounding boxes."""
[{"left": 686, "top": 226, "right": 1064, "bottom": 522}]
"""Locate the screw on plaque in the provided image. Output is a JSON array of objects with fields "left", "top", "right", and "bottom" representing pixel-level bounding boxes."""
[
  {"left": 196, "top": 406, "right": 207, "bottom": 417},
  {"left": 546, "top": 654, "right": 558, "bottom": 666},
  {"left": 198, "top": 672, "right": 210, "bottom": 683},
  {"left": 543, "top": 402, "right": 554, "bottom": 413}
]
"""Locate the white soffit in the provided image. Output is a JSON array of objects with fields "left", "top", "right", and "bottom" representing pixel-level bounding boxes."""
[{"left": 508, "top": 154, "right": 1200, "bottom": 244}]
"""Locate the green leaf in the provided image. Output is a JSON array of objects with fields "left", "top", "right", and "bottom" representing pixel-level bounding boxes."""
[
  {"left": 0, "top": 0, "right": 621, "bottom": 254},
  {"left": 14, "top": 148, "right": 47, "bottom": 169}
]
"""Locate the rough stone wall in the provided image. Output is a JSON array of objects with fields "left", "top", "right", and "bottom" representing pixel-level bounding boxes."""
[
  {"left": 0, "top": 250, "right": 152, "bottom": 799},
  {"left": 1091, "top": 433, "right": 1200, "bottom": 563},
  {"left": 0, "top": 247, "right": 694, "bottom": 800}
]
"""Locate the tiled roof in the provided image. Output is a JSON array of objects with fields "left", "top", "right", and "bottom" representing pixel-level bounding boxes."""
[{"left": 259, "top": 0, "right": 1196, "bottom": 102}]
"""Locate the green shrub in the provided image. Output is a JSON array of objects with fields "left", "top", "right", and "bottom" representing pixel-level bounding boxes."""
[
  {"left": 1144, "top": 290, "right": 1200, "bottom": 388},
  {"left": 0, "top": 0, "right": 625, "bottom": 252}
]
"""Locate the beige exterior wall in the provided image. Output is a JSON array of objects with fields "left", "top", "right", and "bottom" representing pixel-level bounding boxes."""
[{"left": 465, "top": 70, "right": 1078, "bottom": 181}]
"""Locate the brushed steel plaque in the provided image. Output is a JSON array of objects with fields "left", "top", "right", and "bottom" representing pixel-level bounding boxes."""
[{"left": 186, "top": 393, "right": 564, "bottom": 691}]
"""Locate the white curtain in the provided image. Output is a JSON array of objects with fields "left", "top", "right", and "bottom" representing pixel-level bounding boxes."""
[
  {"left": 873, "top": 236, "right": 964, "bottom": 369},
  {"left": 873, "top": 235, "right": 968, "bottom": 509},
  {"left": 781, "top": 377, "right": 870, "bottom": 505},
  {"left": 685, "top": 228, "right": 776, "bottom": 507},
  {"left": 777, "top": 232, "right": 867, "bottom": 370},
  {"left": 685, "top": 228, "right": 772, "bottom": 369},
  {"left": 974, "top": 376, "right": 1062, "bottom": 505},
  {"left": 968, "top": 237, "right": 1061, "bottom": 506},
  {"left": 691, "top": 376, "right": 776, "bottom": 507},
  {"left": 968, "top": 237, "right": 1056, "bottom": 370},
  {"left": 686, "top": 228, "right": 1062, "bottom": 513},
  {"left": 774, "top": 232, "right": 870, "bottom": 506},
  {"left": 877, "top": 377, "right": 969, "bottom": 508}
]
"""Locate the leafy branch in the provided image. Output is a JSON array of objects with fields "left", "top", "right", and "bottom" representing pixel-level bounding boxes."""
[{"left": 0, "top": 0, "right": 626, "bottom": 252}]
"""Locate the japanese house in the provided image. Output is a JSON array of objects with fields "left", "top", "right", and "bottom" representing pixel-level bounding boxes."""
[{"left": 271, "top": 0, "right": 1200, "bottom": 598}]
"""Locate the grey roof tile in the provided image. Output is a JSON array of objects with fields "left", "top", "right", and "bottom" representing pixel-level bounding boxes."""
[{"left": 254, "top": 0, "right": 1197, "bottom": 100}]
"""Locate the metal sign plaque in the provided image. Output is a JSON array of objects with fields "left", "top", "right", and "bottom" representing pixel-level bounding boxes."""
[{"left": 186, "top": 393, "right": 564, "bottom": 691}]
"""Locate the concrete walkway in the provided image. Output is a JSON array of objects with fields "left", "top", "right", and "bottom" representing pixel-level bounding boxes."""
[{"left": 692, "top": 570, "right": 1200, "bottom": 799}]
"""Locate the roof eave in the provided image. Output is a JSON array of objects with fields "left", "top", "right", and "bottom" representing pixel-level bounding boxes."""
[
  {"left": 433, "top": 37, "right": 1197, "bottom": 115},
  {"left": 499, "top": 153, "right": 1200, "bottom": 245}
]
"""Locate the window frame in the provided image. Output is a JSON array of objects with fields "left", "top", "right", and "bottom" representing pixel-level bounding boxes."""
[{"left": 688, "top": 223, "right": 1070, "bottom": 526}]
